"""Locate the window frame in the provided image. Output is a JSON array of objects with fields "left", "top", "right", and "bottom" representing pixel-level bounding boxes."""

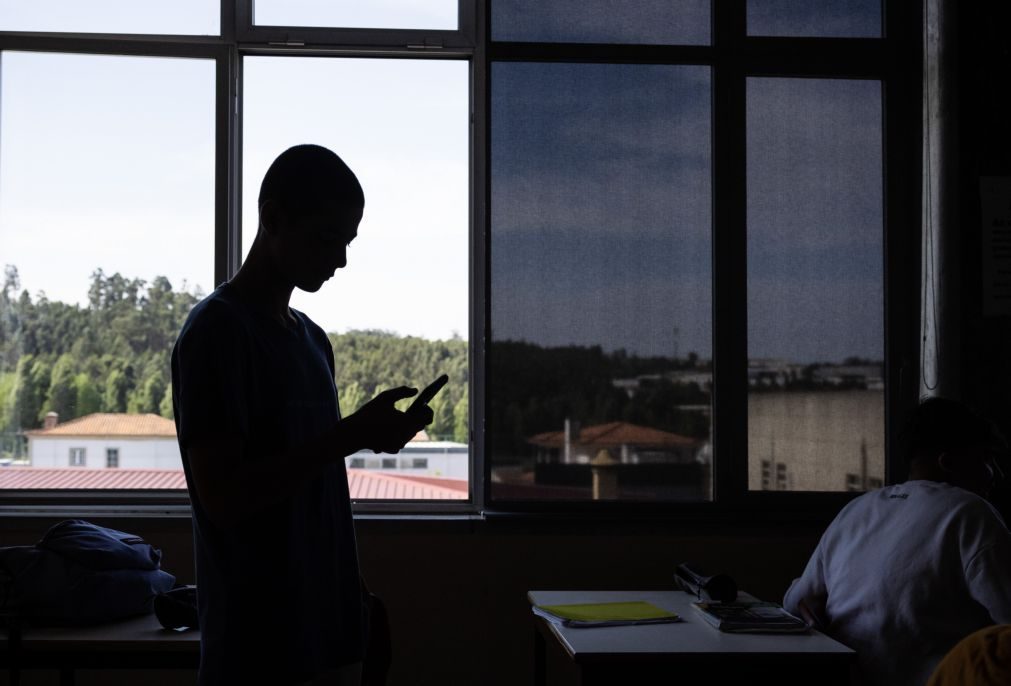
[
  {"left": 0, "top": 0, "right": 920, "bottom": 520},
  {"left": 483, "top": 0, "right": 922, "bottom": 515}
]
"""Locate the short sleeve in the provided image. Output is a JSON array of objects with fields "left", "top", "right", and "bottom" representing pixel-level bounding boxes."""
[{"left": 171, "top": 302, "right": 251, "bottom": 450}]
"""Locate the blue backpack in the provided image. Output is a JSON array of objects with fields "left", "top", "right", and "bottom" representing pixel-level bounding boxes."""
[{"left": 0, "top": 519, "right": 176, "bottom": 625}]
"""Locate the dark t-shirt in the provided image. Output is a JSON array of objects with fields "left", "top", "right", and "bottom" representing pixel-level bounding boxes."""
[{"left": 171, "top": 283, "right": 364, "bottom": 685}]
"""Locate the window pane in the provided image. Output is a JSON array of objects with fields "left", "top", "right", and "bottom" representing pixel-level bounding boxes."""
[
  {"left": 747, "top": 0, "right": 881, "bottom": 38},
  {"left": 242, "top": 57, "right": 470, "bottom": 501},
  {"left": 746, "top": 78, "right": 883, "bottom": 492},
  {"left": 491, "top": 62, "right": 712, "bottom": 502},
  {"left": 0, "top": 52, "right": 215, "bottom": 489},
  {"left": 492, "top": 0, "right": 710, "bottom": 45},
  {"left": 254, "top": 0, "right": 457, "bottom": 31},
  {"left": 0, "top": 0, "right": 219, "bottom": 35}
]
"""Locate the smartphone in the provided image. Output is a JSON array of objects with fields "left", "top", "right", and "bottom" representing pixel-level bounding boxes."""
[{"left": 408, "top": 374, "right": 449, "bottom": 414}]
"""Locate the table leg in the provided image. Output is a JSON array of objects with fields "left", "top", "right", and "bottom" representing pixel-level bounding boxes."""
[{"left": 534, "top": 627, "right": 546, "bottom": 686}]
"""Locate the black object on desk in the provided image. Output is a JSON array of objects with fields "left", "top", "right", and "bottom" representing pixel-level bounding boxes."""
[{"left": 673, "top": 562, "right": 738, "bottom": 603}]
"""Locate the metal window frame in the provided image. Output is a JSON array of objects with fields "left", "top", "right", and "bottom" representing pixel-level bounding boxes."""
[
  {"left": 0, "top": 1, "right": 483, "bottom": 517},
  {"left": 0, "top": 0, "right": 920, "bottom": 520},
  {"left": 482, "top": 0, "right": 922, "bottom": 516}
]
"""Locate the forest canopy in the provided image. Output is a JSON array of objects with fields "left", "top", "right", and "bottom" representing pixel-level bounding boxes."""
[{"left": 0, "top": 266, "right": 470, "bottom": 454}]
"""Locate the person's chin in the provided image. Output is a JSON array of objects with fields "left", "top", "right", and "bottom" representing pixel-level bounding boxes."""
[{"left": 296, "top": 279, "right": 326, "bottom": 293}]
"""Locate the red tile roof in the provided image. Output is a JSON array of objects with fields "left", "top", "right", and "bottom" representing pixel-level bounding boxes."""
[
  {"left": 0, "top": 468, "right": 468, "bottom": 500},
  {"left": 528, "top": 421, "right": 698, "bottom": 449},
  {"left": 347, "top": 470, "right": 468, "bottom": 500},
  {"left": 0, "top": 468, "right": 187, "bottom": 490},
  {"left": 24, "top": 413, "right": 177, "bottom": 438}
]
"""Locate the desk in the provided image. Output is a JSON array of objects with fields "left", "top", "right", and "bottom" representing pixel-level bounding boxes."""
[
  {"left": 0, "top": 613, "right": 199, "bottom": 686},
  {"left": 528, "top": 590, "right": 855, "bottom": 686}
]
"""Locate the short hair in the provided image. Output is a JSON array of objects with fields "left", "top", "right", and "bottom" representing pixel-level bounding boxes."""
[
  {"left": 899, "top": 396, "right": 1007, "bottom": 471},
  {"left": 258, "top": 144, "right": 364, "bottom": 219}
]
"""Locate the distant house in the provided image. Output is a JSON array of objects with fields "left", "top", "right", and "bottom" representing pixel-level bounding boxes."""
[
  {"left": 528, "top": 420, "right": 701, "bottom": 466},
  {"left": 525, "top": 420, "right": 709, "bottom": 500},
  {"left": 25, "top": 412, "right": 181, "bottom": 470}
]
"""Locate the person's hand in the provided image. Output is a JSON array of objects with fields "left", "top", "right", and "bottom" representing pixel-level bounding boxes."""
[{"left": 346, "top": 386, "right": 434, "bottom": 454}]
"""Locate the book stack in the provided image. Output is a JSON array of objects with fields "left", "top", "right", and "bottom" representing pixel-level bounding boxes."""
[{"left": 691, "top": 601, "right": 809, "bottom": 634}]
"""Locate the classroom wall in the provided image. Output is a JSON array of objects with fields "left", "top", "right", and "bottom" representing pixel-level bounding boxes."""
[
  {"left": 0, "top": 515, "right": 829, "bottom": 686},
  {"left": 2, "top": 5, "right": 1007, "bottom": 686}
]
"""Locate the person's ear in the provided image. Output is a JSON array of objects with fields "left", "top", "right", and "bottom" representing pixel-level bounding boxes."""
[
  {"left": 259, "top": 199, "right": 284, "bottom": 237},
  {"left": 937, "top": 452, "right": 955, "bottom": 474}
]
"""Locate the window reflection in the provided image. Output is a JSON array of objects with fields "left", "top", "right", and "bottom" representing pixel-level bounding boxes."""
[
  {"left": 490, "top": 62, "right": 712, "bottom": 501},
  {"left": 746, "top": 77, "right": 884, "bottom": 492}
]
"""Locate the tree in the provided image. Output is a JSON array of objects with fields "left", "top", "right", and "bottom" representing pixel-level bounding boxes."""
[
  {"left": 159, "top": 383, "right": 174, "bottom": 419},
  {"left": 103, "top": 368, "right": 132, "bottom": 413},
  {"left": 428, "top": 390, "right": 454, "bottom": 440},
  {"left": 11, "top": 355, "right": 49, "bottom": 430},
  {"left": 339, "top": 381, "right": 367, "bottom": 416},
  {"left": 42, "top": 353, "right": 78, "bottom": 422},
  {"left": 453, "top": 394, "right": 469, "bottom": 444},
  {"left": 129, "top": 370, "right": 165, "bottom": 415},
  {"left": 74, "top": 373, "right": 102, "bottom": 417}
]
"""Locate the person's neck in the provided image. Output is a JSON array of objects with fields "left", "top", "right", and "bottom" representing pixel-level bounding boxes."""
[{"left": 227, "top": 253, "right": 296, "bottom": 327}]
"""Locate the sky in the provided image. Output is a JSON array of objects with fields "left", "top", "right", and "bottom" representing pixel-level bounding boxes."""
[
  {"left": 1, "top": 1, "right": 884, "bottom": 362},
  {"left": 0, "top": 51, "right": 469, "bottom": 342}
]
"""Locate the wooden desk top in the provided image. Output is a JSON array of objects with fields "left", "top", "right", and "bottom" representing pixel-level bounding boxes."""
[{"left": 528, "top": 590, "right": 854, "bottom": 663}]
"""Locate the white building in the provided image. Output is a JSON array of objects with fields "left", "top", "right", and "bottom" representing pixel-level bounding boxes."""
[
  {"left": 26, "top": 412, "right": 181, "bottom": 470},
  {"left": 345, "top": 437, "right": 469, "bottom": 480}
]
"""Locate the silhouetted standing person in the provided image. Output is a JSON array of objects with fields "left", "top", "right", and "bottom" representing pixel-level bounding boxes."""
[{"left": 172, "top": 145, "right": 432, "bottom": 685}]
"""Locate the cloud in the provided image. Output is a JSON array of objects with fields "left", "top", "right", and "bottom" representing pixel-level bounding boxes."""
[
  {"left": 491, "top": 63, "right": 711, "bottom": 239},
  {"left": 492, "top": 0, "right": 710, "bottom": 45}
]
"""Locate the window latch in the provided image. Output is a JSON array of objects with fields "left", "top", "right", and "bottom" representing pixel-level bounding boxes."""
[{"left": 407, "top": 39, "right": 443, "bottom": 50}]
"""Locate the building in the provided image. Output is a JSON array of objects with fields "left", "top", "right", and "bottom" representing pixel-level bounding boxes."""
[
  {"left": 25, "top": 412, "right": 182, "bottom": 470},
  {"left": 345, "top": 430, "right": 469, "bottom": 480},
  {"left": 525, "top": 420, "right": 709, "bottom": 500}
]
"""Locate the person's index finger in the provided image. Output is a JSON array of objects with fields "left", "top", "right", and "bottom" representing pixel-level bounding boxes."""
[
  {"left": 415, "top": 374, "right": 449, "bottom": 406},
  {"left": 382, "top": 386, "right": 418, "bottom": 402}
]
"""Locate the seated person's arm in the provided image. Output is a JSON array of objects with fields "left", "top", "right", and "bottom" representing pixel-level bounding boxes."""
[
  {"left": 783, "top": 548, "right": 829, "bottom": 629},
  {"left": 188, "top": 387, "right": 430, "bottom": 531},
  {"left": 965, "top": 520, "right": 1011, "bottom": 624}
]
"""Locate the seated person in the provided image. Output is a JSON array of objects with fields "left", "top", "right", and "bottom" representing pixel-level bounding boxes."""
[
  {"left": 783, "top": 397, "right": 1011, "bottom": 686},
  {"left": 927, "top": 624, "right": 1011, "bottom": 686}
]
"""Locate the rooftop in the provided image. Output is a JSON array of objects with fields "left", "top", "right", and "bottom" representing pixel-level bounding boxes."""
[
  {"left": 0, "top": 467, "right": 468, "bottom": 500},
  {"left": 528, "top": 421, "right": 698, "bottom": 450},
  {"left": 25, "top": 413, "right": 177, "bottom": 438}
]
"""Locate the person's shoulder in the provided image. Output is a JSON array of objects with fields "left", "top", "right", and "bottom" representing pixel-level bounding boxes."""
[
  {"left": 292, "top": 309, "right": 332, "bottom": 349},
  {"left": 828, "top": 483, "right": 912, "bottom": 526},
  {"left": 176, "top": 285, "right": 245, "bottom": 344}
]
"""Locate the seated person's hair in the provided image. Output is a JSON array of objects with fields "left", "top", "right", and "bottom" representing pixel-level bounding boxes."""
[
  {"left": 258, "top": 144, "right": 364, "bottom": 221},
  {"left": 899, "top": 396, "right": 1007, "bottom": 473},
  {"left": 927, "top": 624, "right": 1011, "bottom": 686}
]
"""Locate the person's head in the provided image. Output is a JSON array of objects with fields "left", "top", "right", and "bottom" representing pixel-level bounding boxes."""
[
  {"left": 256, "top": 144, "right": 364, "bottom": 292},
  {"left": 901, "top": 396, "right": 1007, "bottom": 497}
]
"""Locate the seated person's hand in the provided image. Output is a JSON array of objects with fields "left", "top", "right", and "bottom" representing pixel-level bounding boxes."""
[{"left": 347, "top": 386, "right": 433, "bottom": 453}]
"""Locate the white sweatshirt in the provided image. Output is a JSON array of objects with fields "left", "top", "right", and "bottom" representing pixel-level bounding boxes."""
[{"left": 784, "top": 481, "right": 1011, "bottom": 686}]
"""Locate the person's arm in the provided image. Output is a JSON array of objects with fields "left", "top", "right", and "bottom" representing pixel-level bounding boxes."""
[
  {"left": 783, "top": 542, "right": 829, "bottom": 630},
  {"left": 964, "top": 514, "right": 1011, "bottom": 623},
  {"left": 188, "top": 386, "right": 431, "bottom": 531}
]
